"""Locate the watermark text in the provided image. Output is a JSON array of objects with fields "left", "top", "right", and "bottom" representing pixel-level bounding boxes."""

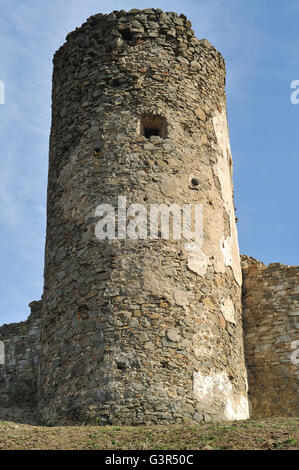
[
  {"left": 0, "top": 81, "right": 4, "bottom": 105},
  {"left": 0, "top": 341, "right": 5, "bottom": 365},
  {"left": 290, "top": 80, "right": 299, "bottom": 104},
  {"left": 290, "top": 340, "right": 299, "bottom": 365},
  {"left": 95, "top": 196, "right": 203, "bottom": 250}
]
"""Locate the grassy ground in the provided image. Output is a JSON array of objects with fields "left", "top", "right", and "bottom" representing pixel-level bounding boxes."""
[{"left": 0, "top": 417, "right": 297, "bottom": 450}]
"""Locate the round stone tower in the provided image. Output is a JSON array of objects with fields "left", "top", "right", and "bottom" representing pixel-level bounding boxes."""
[{"left": 39, "top": 9, "right": 249, "bottom": 425}]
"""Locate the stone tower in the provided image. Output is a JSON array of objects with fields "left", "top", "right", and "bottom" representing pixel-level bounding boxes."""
[{"left": 39, "top": 9, "right": 249, "bottom": 425}]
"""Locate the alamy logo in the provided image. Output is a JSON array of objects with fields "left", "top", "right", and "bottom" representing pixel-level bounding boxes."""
[
  {"left": 290, "top": 80, "right": 299, "bottom": 104},
  {"left": 0, "top": 81, "right": 4, "bottom": 105},
  {"left": 95, "top": 196, "right": 203, "bottom": 250},
  {"left": 290, "top": 340, "right": 299, "bottom": 365},
  {"left": 0, "top": 341, "right": 5, "bottom": 365}
]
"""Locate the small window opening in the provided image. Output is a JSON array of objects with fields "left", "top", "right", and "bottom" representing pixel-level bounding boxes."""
[
  {"left": 120, "top": 29, "right": 133, "bottom": 41},
  {"left": 144, "top": 128, "right": 159, "bottom": 138},
  {"left": 140, "top": 114, "right": 167, "bottom": 139}
]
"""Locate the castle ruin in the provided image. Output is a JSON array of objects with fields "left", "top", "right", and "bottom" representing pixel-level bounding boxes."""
[{"left": 0, "top": 9, "right": 298, "bottom": 425}]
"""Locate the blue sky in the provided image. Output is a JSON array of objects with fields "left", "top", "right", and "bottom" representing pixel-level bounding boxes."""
[{"left": 0, "top": 0, "right": 298, "bottom": 325}]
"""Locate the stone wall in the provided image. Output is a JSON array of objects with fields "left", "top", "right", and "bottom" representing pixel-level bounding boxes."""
[
  {"left": 39, "top": 9, "right": 249, "bottom": 425},
  {"left": 242, "top": 256, "right": 299, "bottom": 417},
  {"left": 1, "top": 9, "right": 297, "bottom": 427},
  {"left": 0, "top": 301, "right": 41, "bottom": 411}
]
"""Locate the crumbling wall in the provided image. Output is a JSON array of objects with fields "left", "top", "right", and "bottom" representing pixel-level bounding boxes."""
[
  {"left": 1, "top": 9, "right": 297, "bottom": 426},
  {"left": 39, "top": 8, "right": 249, "bottom": 425},
  {"left": 0, "top": 301, "right": 41, "bottom": 410},
  {"left": 242, "top": 256, "right": 299, "bottom": 417}
]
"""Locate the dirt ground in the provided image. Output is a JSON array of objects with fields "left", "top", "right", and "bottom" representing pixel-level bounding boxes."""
[{"left": 0, "top": 416, "right": 297, "bottom": 450}]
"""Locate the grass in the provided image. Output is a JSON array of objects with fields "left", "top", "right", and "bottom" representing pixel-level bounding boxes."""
[{"left": 0, "top": 417, "right": 297, "bottom": 450}]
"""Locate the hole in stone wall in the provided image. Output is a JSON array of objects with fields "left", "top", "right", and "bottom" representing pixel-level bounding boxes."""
[
  {"left": 120, "top": 29, "right": 133, "bottom": 41},
  {"left": 144, "top": 128, "right": 159, "bottom": 138},
  {"left": 111, "top": 78, "right": 121, "bottom": 87},
  {"left": 140, "top": 114, "right": 167, "bottom": 139},
  {"left": 182, "top": 123, "right": 192, "bottom": 136},
  {"left": 191, "top": 178, "right": 199, "bottom": 187}
]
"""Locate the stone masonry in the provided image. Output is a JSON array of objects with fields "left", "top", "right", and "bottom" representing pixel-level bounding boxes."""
[
  {"left": 242, "top": 256, "right": 299, "bottom": 417},
  {"left": 0, "top": 302, "right": 41, "bottom": 415},
  {"left": 39, "top": 8, "right": 249, "bottom": 426},
  {"left": 0, "top": 10, "right": 297, "bottom": 425}
]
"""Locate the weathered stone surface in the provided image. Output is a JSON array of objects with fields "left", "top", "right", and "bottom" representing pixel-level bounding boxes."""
[
  {"left": 38, "top": 8, "right": 248, "bottom": 426},
  {"left": 242, "top": 255, "right": 299, "bottom": 418},
  {"left": 0, "top": 9, "right": 296, "bottom": 427},
  {"left": 0, "top": 301, "right": 41, "bottom": 412}
]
